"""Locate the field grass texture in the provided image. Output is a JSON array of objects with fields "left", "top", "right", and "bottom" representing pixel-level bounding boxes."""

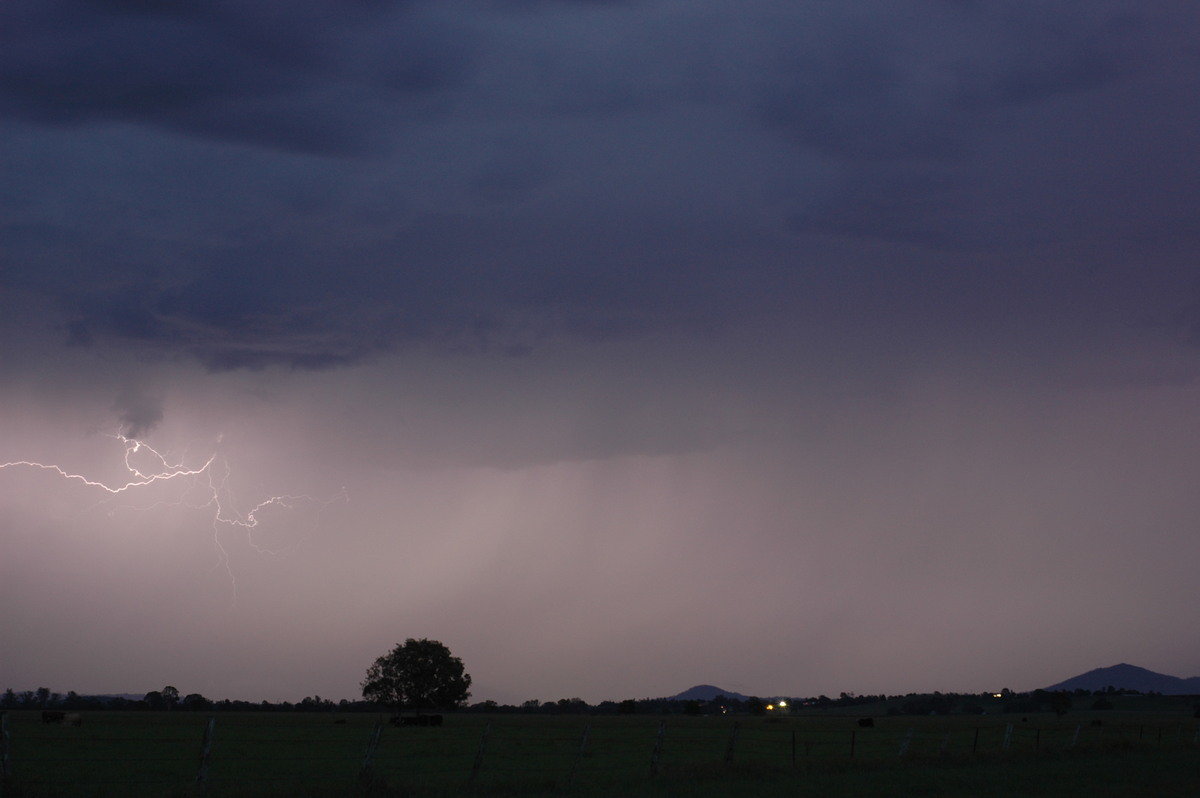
[{"left": 2, "top": 709, "right": 1197, "bottom": 797}]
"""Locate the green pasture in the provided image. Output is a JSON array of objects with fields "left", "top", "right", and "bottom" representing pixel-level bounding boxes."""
[{"left": 2, "top": 709, "right": 1196, "bottom": 797}]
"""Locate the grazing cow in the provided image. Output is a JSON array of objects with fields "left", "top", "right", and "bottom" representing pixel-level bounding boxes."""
[
  {"left": 41, "top": 711, "right": 66, "bottom": 724},
  {"left": 66, "top": 713, "right": 82, "bottom": 727},
  {"left": 391, "top": 714, "right": 444, "bottom": 727},
  {"left": 857, "top": 717, "right": 874, "bottom": 728}
]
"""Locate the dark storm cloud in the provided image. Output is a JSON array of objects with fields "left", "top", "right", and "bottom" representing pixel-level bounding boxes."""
[
  {"left": 760, "top": 0, "right": 1141, "bottom": 158},
  {"left": 4, "top": 0, "right": 1200, "bottom": 372},
  {"left": 761, "top": 2, "right": 1200, "bottom": 250},
  {"left": 60, "top": 244, "right": 387, "bottom": 371},
  {"left": 0, "top": 0, "right": 463, "bottom": 154}
]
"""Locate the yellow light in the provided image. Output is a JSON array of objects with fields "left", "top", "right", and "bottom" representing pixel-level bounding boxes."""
[{"left": 766, "top": 704, "right": 774, "bottom": 711}]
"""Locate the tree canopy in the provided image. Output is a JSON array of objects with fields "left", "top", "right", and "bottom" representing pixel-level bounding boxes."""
[{"left": 361, "top": 638, "right": 471, "bottom": 714}]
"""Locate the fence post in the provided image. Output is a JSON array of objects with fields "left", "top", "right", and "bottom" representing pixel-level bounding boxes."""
[
  {"left": 723, "top": 722, "right": 740, "bottom": 765},
  {"left": 791, "top": 730, "right": 796, "bottom": 768},
  {"left": 568, "top": 724, "right": 590, "bottom": 787},
  {"left": 1002, "top": 723, "right": 1013, "bottom": 752},
  {"left": 898, "top": 728, "right": 914, "bottom": 758},
  {"left": 1070, "top": 725, "right": 1080, "bottom": 748},
  {"left": 1, "top": 712, "right": 11, "bottom": 787},
  {"left": 849, "top": 729, "right": 856, "bottom": 758},
  {"left": 972, "top": 727, "right": 979, "bottom": 755},
  {"left": 468, "top": 722, "right": 490, "bottom": 785},
  {"left": 650, "top": 721, "right": 666, "bottom": 776},
  {"left": 360, "top": 721, "right": 384, "bottom": 782},
  {"left": 196, "top": 717, "right": 216, "bottom": 790}
]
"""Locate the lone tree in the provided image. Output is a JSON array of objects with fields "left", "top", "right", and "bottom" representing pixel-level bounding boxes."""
[{"left": 362, "top": 638, "right": 471, "bottom": 715}]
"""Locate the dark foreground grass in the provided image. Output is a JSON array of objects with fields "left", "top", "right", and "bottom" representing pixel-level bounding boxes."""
[{"left": 2, "top": 710, "right": 1196, "bottom": 797}]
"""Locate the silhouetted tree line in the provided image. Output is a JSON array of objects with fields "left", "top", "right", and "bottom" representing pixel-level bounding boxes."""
[
  {"left": 3, "top": 685, "right": 1180, "bottom": 717},
  {"left": 0, "top": 686, "right": 382, "bottom": 714},
  {"left": 465, "top": 690, "right": 1062, "bottom": 717},
  {"left": 470, "top": 688, "right": 1168, "bottom": 718}
]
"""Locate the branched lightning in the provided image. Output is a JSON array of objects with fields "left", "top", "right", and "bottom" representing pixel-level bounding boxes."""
[
  {"left": 1, "top": 432, "right": 348, "bottom": 602},
  {"left": 2, "top": 434, "right": 216, "bottom": 494}
]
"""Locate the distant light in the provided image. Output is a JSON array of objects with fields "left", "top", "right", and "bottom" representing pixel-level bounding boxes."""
[
  {"left": 992, "top": 693, "right": 1002, "bottom": 699},
  {"left": 778, "top": 700, "right": 787, "bottom": 708},
  {"left": 766, "top": 704, "right": 774, "bottom": 711}
]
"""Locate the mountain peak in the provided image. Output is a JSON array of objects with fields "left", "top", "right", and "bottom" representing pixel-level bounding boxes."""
[
  {"left": 670, "top": 684, "right": 751, "bottom": 702},
  {"left": 1044, "top": 664, "right": 1200, "bottom": 695}
]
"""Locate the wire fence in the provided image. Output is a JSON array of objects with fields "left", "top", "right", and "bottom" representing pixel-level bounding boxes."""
[{"left": 2, "top": 710, "right": 1197, "bottom": 796}]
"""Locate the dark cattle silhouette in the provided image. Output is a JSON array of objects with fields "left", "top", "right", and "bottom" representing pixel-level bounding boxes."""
[
  {"left": 857, "top": 717, "right": 874, "bottom": 728},
  {"left": 390, "top": 714, "right": 444, "bottom": 727},
  {"left": 41, "top": 711, "right": 66, "bottom": 724},
  {"left": 66, "top": 713, "right": 82, "bottom": 727}
]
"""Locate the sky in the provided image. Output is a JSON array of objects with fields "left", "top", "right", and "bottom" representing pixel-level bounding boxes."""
[{"left": 3, "top": 0, "right": 1200, "bottom": 706}]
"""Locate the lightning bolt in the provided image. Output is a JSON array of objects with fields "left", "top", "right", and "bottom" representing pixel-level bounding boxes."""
[{"left": 1, "top": 432, "right": 347, "bottom": 603}]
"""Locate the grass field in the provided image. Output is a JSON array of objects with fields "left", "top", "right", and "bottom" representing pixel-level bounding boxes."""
[{"left": 2, "top": 709, "right": 1196, "bottom": 796}]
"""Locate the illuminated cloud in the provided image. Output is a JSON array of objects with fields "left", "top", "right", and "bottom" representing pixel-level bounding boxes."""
[{"left": 113, "top": 388, "right": 164, "bottom": 439}]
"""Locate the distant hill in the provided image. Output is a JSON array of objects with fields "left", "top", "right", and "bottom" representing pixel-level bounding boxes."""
[
  {"left": 670, "top": 685, "right": 752, "bottom": 702},
  {"left": 1044, "top": 663, "right": 1200, "bottom": 695}
]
